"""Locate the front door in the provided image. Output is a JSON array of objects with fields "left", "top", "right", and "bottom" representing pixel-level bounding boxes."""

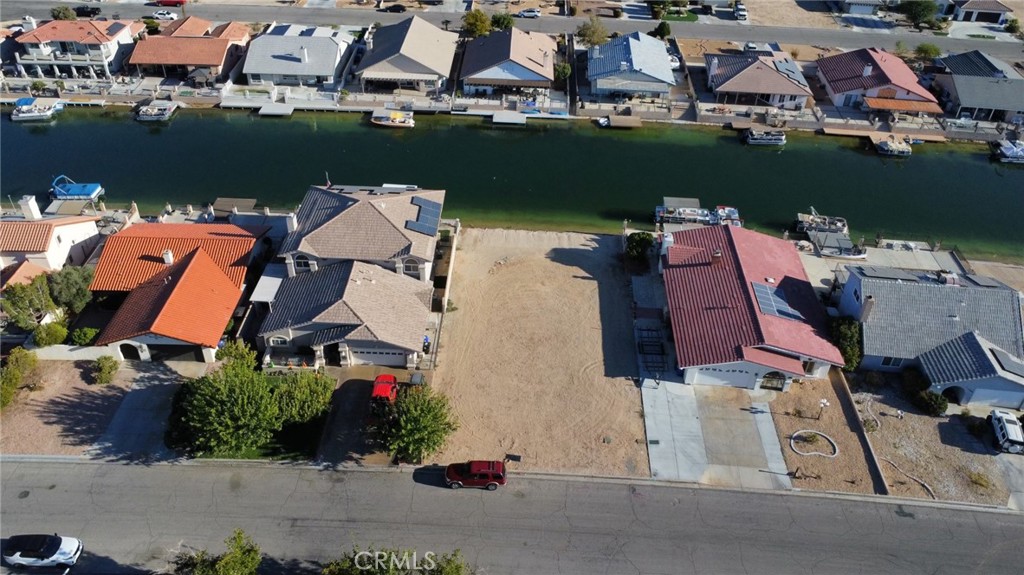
[{"left": 761, "top": 371, "right": 786, "bottom": 391}]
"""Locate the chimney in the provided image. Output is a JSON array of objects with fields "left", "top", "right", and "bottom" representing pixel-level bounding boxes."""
[
  {"left": 300, "top": 46, "right": 308, "bottom": 63},
  {"left": 162, "top": 249, "right": 174, "bottom": 265},
  {"left": 286, "top": 213, "right": 297, "bottom": 232},
  {"left": 860, "top": 295, "right": 875, "bottom": 323},
  {"left": 22, "top": 16, "right": 37, "bottom": 31},
  {"left": 308, "top": 260, "right": 319, "bottom": 273},
  {"left": 709, "top": 56, "right": 719, "bottom": 78},
  {"left": 619, "top": 61, "right": 629, "bottom": 72},
  {"left": 186, "top": 204, "right": 193, "bottom": 215},
  {"left": 862, "top": 64, "right": 873, "bottom": 77},
  {"left": 711, "top": 249, "right": 723, "bottom": 263},
  {"left": 18, "top": 195, "right": 41, "bottom": 220},
  {"left": 263, "top": 206, "right": 271, "bottom": 216}
]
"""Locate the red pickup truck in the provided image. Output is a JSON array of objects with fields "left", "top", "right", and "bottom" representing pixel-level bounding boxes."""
[{"left": 156, "top": 0, "right": 187, "bottom": 6}]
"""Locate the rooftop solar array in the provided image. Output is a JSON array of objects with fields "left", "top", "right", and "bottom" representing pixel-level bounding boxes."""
[
  {"left": 965, "top": 274, "right": 1003, "bottom": 288},
  {"left": 405, "top": 196, "right": 442, "bottom": 237},
  {"left": 752, "top": 282, "right": 804, "bottom": 321},
  {"left": 856, "top": 266, "right": 920, "bottom": 282},
  {"left": 992, "top": 349, "right": 1024, "bottom": 379}
]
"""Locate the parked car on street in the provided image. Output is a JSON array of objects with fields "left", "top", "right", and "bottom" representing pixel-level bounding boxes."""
[
  {"left": 156, "top": 0, "right": 187, "bottom": 5},
  {"left": 382, "top": 3, "right": 407, "bottom": 11},
  {"left": 444, "top": 460, "right": 507, "bottom": 490},
  {"left": 516, "top": 8, "right": 542, "bottom": 18},
  {"left": 151, "top": 10, "right": 178, "bottom": 20},
  {"left": 73, "top": 5, "right": 101, "bottom": 17},
  {"left": 2, "top": 534, "right": 83, "bottom": 568},
  {"left": 988, "top": 410, "right": 1024, "bottom": 454}
]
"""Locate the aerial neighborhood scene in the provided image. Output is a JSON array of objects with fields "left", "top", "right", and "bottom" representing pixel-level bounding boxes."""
[{"left": 2, "top": 0, "right": 1024, "bottom": 572}]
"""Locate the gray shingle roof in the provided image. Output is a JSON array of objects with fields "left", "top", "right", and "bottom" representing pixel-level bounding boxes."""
[
  {"left": 279, "top": 185, "right": 446, "bottom": 261},
  {"left": 849, "top": 266, "right": 1024, "bottom": 360},
  {"left": 587, "top": 31, "right": 675, "bottom": 86},
  {"left": 258, "top": 261, "right": 432, "bottom": 352},
  {"left": 243, "top": 31, "right": 348, "bottom": 77},
  {"left": 940, "top": 50, "right": 1022, "bottom": 79},
  {"left": 950, "top": 75, "right": 1024, "bottom": 112},
  {"left": 919, "top": 332, "right": 1000, "bottom": 384}
]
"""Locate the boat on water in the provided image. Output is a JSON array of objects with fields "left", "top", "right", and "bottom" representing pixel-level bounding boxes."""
[
  {"left": 744, "top": 129, "right": 786, "bottom": 146},
  {"left": 991, "top": 139, "right": 1024, "bottom": 164},
  {"left": 49, "top": 175, "right": 105, "bottom": 201},
  {"left": 371, "top": 109, "right": 415, "bottom": 128},
  {"left": 710, "top": 205, "right": 743, "bottom": 227},
  {"left": 136, "top": 101, "right": 179, "bottom": 122},
  {"left": 873, "top": 135, "right": 912, "bottom": 157},
  {"left": 807, "top": 230, "right": 867, "bottom": 260},
  {"left": 655, "top": 205, "right": 711, "bottom": 224},
  {"left": 596, "top": 116, "right": 643, "bottom": 129},
  {"left": 11, "top": 97, "right": 65, "bottom": 122},
  {"left": 795, "top": 206, "right": 848, "bottom": 235}
]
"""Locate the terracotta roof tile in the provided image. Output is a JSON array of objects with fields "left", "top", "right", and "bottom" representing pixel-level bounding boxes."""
[
  {"left": 663, "top": 226, "right": 844, "bottom": 371},
  {"left": 129, "top": 36, "right": 231, "bottom": 67},
  {"left": 1, "top": 260, "right": 48, "bottom": 289},
  {"left": 817, "top": 48, "right": 936, "bottom": 103},
  {"left": 17, "top": 20, "right": 143, "bottom": 45},
  {"left": 0, "top": 216, "right": 100, "bottom": 252},
  {"left": 90, "top": 223, "right": 259, "bottom": 292},
  {"left": 211, "top": 21, "right": 251, "bottom": 43},
  {"left": 163, "top": 16, "right": 212, "bottom": 37},
  {"left": 96, "top": 248, "right": 240, "bottom": 348}
]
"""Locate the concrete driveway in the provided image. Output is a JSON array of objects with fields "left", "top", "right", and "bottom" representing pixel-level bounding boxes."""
[
  {"left": 996, "top": 453, "right": 1024, "bottom": 510},
  {"left": 642, "top": 381, "right": 791, "bottom": 489},
  {"left": 948, "top": 20, "right": 1019, "bottom": 41},
  {"left": 317, "top": 366, "right": 400, "bottom": 467},
  {"left": 86, "top": 361, "right": 206, "bottom": 462}
]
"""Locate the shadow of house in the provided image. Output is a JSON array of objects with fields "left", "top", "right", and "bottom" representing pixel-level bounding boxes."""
[
  {"left": 32, "top": 375, "right": 133, "bottom": 449},
  {"left": 544, "top": 234, "right": 638, "bottom": 379},
  {"left": 316, "top": 376, "right": 393, "bottom": 466},
  {"left": 937, "top": 417, "right": 994, "bottom": 455}
]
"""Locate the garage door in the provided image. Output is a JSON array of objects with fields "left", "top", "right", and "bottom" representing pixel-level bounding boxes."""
[
  {"left": 974, "top": 11, "right": 1002, "bottom": 23},
  {"left": 148, "top": 344, "right": 205, "bottom": 362},
  {"left": 968, "top": 388, "right": 1024, "bottom": 410},
  {"left": 350, "top": 348, "right": 407, "bottom": 367}
]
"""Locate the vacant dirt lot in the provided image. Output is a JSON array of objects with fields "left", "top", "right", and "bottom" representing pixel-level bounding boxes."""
[
  {"left": 849, "top": 373, "right": 1009, "bottom": 506},
  {"left": 770, "top": 375, "right": 876, "bottom": 494},
  {"left": 432, "top": 229, "right": 648, "bottom": 476},
  {"left": 747, "top": 0, "right": 839, "bottom": 29},
  {"left": 969, "top": 261, "right": 1024, "bottom": 293},
  {"left": 1, "top": 360, "right": 133, "bottom": 455}
]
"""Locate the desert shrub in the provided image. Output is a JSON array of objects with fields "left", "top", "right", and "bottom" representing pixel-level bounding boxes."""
[
  {"left": 913, "top": 390, "right": 947, "bottom": 416},
  {"left": 34, "top": 323, "right": 68, "bottom": 347},
  {"left": 93, "top": 355, "right": 120, "bottom": 385},
  {"left": 1, "top": 347, "right": 38, "bottom": 408},
  {"left": 71, "top": 327, "right": 100, "bottom": 346},
  {"left": 1005, "top": 18, "right": 1020, "bottom": 34},
  {"left": 959, "top": 408, "right": 971, "bottom": 418},
  {"left": 828, "top": 316, "right": 861, "bottom": 371},
  {"left": 612, "top": 7, "right": 623, "bottom": 17},
  {"left": 863, "top": 371, "right": 885, "bottom": 390},
  {"left": 862, "top": 418, "right": 878, "bottom": 433},
  {"left": 967, "top": 470, "right": 991, "bottom": 489}
]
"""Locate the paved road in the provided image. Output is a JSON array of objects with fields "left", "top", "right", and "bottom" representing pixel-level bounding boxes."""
[
  {"left": 2, "top": 460, "right": 1023, "bottom": 574},
  {"left": 3, "top": 1, "right": 1022, "bottom": 60}
]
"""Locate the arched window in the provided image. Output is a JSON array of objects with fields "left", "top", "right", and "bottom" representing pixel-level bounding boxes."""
[
  {"left": 269, "top": 336, "right": 289, "bottom": 347},
  {"left": 294, "top": 255, "right": 310, "bottom": 269},
  {"left": 404, "top": 258, "right": 420, "bottom": 276}
]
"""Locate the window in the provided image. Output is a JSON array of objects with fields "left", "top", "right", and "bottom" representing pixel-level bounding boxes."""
[
  {"left": 250, "top": 74, "right": 262, "bottom": 82},
  {"left": 881, "top": 357, "right": 903, "bottom": 368},
  {"left": 57, "top": 235, "right": 63, "bottom": 244},
  {"left": 294, "top": 255, "right": 310, "bottom": 269},
  {"left": 854, "top": 289, "right": 860, "bottom": 303},
  {"left": 269, "top": 336, "right": 289, "bottom": 347}
]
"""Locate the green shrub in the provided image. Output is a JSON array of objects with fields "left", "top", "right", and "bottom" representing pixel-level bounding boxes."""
[
  {"left": 34, "top": 323, "right": 68, "bottom": 347},
  {"left": 828, "top": 316, "right": 861, "bottom": 371},
  {"left": 913, "top": 390, "right": 947, "bottom": 417},
  {"left": 1, "top": 347, "right": 38, "bottom": 409},
  {"left": 1005, "top": 18, "right": 1020, "bottom": 34},
  {"left": 862, "top": 418, "right": 878, "bottom": 433},
  {"left": 901, "top": 366, "right": 930, "bottom": 395},
  {"left": 93, "top": 355, "right": 120, "bottom": 385},
  {"left": 612, "top": 7, "right": 623, "bottom": 17},
  {"left": 863, "top": 371, "right": 885, "bottom": 390},
  {"left": 625, "top": 231, "right": 654, "bottom": 263},
  {"left": 71, "top": 327, "right": 100, "bottom": 346}
]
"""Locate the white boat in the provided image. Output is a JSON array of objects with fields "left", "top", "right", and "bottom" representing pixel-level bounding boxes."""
[
  {"left": 136, "top": 101, "right": 178, "bottom": 122},
  {"left": 873, "top": 135, "right": 912, "bottom": 157},
  {"left": 596, "top": 116, "right": 610, "bottom": 128},
  {"left": 744, "top": 129, "right": 786, "bottom": 146},
  {"left": 992, "top": 139, "right": 1024, "bottom": 164},
  {"left": 11, "top": 97, "right": 65, "bottom": 122},
  {"left": 820, "top": 248, "right": 868, "bottom": 260},
  {"left": 710, "top": 205, "right": 743, "bottom": 227},
  {"left": 655, "top": 205, "right": 710, "bottom": 224},
  {"left": 371, "top": 109, "right": 415, "bottom": 128},
  {"left": 796, "top": 206, "right": 848, "bottom": 235}
]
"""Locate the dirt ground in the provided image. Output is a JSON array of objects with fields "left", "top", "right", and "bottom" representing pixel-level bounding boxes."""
[
  {"left": 0, "top": 360, "right": 134, "bottom": 455},
  {"left": 969, "top": 261, "right": 1024, "bottom": 293},
  {"left": 676, "top": 37, "right": 842, "bottom": 65},
  {"left": 848, "top": 373, "right": 1010, "bottom": 506},
  {"left": 747, "top": 0, "right": 839, "bottom": 29},
  {"left": 770, "top": 376, "right": 877, "bottom": 494},
  {"left": 336, "top": 0, "right": 563, "bottom": 16},
  {"left": 432, "top": 228, "right": 648, "bottom": 476}
]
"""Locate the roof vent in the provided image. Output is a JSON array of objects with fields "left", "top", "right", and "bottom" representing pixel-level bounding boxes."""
[
  {"left": 765, "top": 277, "right": 776, "bottom": 284},
  {"left": 162, "top": 249, "right": 174, "bottom": 265},
  {"left": 711, "top": 249, "right": 723, "bottom": 263}
]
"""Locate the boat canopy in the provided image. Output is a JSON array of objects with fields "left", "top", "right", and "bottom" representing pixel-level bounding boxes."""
[
  {"left": 14, "top": 97, "right": 35, "bottom": 106},
  {"left": 51, "top": 175, "right": 104, "bottom": 200}
]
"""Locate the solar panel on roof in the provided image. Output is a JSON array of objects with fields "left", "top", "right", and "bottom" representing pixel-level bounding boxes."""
[
  {"left": 405, "top": 221, "right": 436, "bottom": 236},
  {"left": 405, "top": 196, "right": 442, "bottom": 236},
  {"left": 752, "top": 282, "right": 805, "bottom": 321},
  {"left": 992, "top": 349, "right": 1024, "bottom": 379},
  {"left": 858, "top": 266, "right": 919, "bottom": 282},
  {"left": 965, "top": 274, "right": 1002, "bottom": 288}
]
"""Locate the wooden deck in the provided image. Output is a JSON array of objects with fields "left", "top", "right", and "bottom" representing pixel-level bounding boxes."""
[{"left": 822, "top": 126, "right": 947, "bottom": 143}]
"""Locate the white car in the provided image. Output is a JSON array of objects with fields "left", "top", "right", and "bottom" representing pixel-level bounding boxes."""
[
  {"left": 989, "top": 410, "right": 1024, "bottom": 454},
  {"left": 734, "top": 7, "right": 748, "bottom": 20},
  {"left": 2, "top": 534, "right": 83, "bottom": 568},
  {"left": 516, "top": 8, "right": 541, "bottom": 18},
  {"left": 668, "top": 54, "right": 681, "bottom": 70},
  {"left": 151, "top": 10, "right": 178, "bottom": 20}
]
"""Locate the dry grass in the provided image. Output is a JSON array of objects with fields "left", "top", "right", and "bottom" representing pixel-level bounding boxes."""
[{"left": 746, "top": 0, "right": 839, "bottom": 29}]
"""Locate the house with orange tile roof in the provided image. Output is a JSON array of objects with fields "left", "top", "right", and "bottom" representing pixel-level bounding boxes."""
[
  {"left": 14, "top": 15, "right": 144, "bottom": 78},
  {"left": 816, "top": 48, "right": 942, "bottom": 115},
  {"left": 96, "top": 248, "right": 243, "bottom": 363},
  {"left": 0, "top": 196, "right": 101, "bottom": 272},
  {"left": 1, "top": 260, "right": 48, "bottom": 290},
  {"left": 129, "top": 17, "right": 250, "bottom": 84}
]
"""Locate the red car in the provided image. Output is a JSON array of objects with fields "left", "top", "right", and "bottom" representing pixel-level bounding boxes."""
[
  {"left": 156, "top": 0, "right": 187, "bottom": 6},
  {"left": 370, "top": 374, "right": 398, "bottom": 403},
  {"left": 444, "top": 460, "right": 507, "bottom": 490}
]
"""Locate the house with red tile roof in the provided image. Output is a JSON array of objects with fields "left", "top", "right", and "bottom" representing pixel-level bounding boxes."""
[
  {"left": 129, "top": 18, "right": 250, "bottom": 85},
  {"left": 816, "top": 48, "right": 941, "bottom": 115},
  {"left": 96, "top": 248, "right": 242, "bottom": 363},
  {"left": 1, "top": 260, "right": 48, "bottom": 290},
  {"left": 0, "top": 196, "right": 100, "bottom": 271},
  {"left": 661, "top": 226, "right": 844, "bottom": 390},
  {"left": 14, "top": 16, "right": 144, "bottom": 78}
]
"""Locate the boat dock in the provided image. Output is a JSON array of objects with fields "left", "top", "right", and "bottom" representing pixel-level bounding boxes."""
[
  {"left": 258, "top": 103, "right": 295, "bottom": 117},
  {"left": 822, "top": 127, "right": 947, "bottom": 143},
  {"left": 492, "top": 111, "right": 528, "bottom": 125},
  {"left": 606, "top": 116, "right": 643, "bottom": 129}
]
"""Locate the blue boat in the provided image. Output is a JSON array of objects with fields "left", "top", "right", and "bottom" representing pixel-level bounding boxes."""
[
  {"left": 50, "top": 175, "right": 105, "bottom": 201},
  {"left": 11, "top": 97, "right": 65, "bottom": 122}
]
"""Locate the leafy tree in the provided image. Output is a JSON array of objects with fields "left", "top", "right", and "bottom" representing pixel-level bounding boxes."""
[
  {"left": 50, "top": 6, "right": 76, "bottom": 20},
  {"left": 172, "top": 529, "right": 261, "bottom": 575},
  {"left": 576, "top": 16, "right": 609, "bottom": 47},
  {"left": 71, "top": 327, "right": 100, "bottom": 346},
  {"left": 554, "top": 62, "right": 572, "bottom": 81},
  {"left": 93, "top": 355, "right": 119, "bottom": 385},
  {"left": 914, "top": 390, "right": 948, "bottom": 416},
  {"left": 913, "top": 43, "right": 941, "bottom": 61},
  {"left": 1, "top": 275, "right": 55, "bottom": 330},
  {"left": 142, "top": 18, "right": 161, "bottom": 35},
  {"left": 896, "top": 0, "right": 938, "bottom": 24},
  {"left": 215, "top": 339, "right": 258, "bottom": 369},
  {"left": 33, "top": 322, "right": 68, "bottom": 347},
  {"left": 276, "top": 371, "right": 334, "bottom": 426},
  {"left": 382, "top": 387, "right": 458, "bottom": 463},
  {"left": 625, "top": 232, "right": 654, "bottom": 263},
  {"left": 1, "top": 347, "right": 37, "bottom": 409},
  {"left": 892, "top": 40, "right": 908, "bottom": 58},
  {"left": 828, "top": 316, "right": 862, "bottom": 371},
  {"left": 461, "top": 10, "right": 491, "bottom": 38},
  {"left": 182, "top": 365, "right": 280, "bottom": 455},
  {"left": 47, "top": 266, "right": 94, "bottom": 314},
  {"left": 649, "top": 21, "right": 672, "bottom": 40},
  {"left": 29, "top": 80, "right": 47, "bottom": 95},
  {"left": 490, "top": 12, "right": 514, "bottom": 30},
  {"left": 1005, "top": 18, "right": 1020, "bottom": 34}
]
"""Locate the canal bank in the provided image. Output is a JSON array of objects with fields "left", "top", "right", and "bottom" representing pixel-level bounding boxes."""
[{"left": 2, "top": 108, "right": 1022, "bottom": 263}]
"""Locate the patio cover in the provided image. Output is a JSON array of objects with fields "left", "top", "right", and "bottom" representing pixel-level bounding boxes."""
[
  {"left": 863, "top": 97, "right": 943, "bottom": 114},
  {"left": 359, "top": 70, "right": 439, "bottom": 82}
]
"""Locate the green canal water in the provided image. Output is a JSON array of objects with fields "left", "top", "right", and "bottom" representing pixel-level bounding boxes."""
[{"left": 2, "top": 108, "right": 1022, "bottom": 262}]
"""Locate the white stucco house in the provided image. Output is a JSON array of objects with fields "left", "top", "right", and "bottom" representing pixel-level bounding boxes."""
[
  {"left": 920, "top": 332, "right": 1024, "bottom": 410},
  {"left": 243, "top": 23, "right": 351, "bottom": 86},
  {"left": 460, "top": 28, "right": 556, "bottom": 96},
  {"left": 0, "top": 196, "right": 100, "bottom": 271},
  {"left": 14, "top": 16, "right": 144, "bottom": 78}
]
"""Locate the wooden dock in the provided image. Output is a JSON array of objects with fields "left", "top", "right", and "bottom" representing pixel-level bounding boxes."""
[
  {"left": 607, "top": 115, "right": 643, "bottom": 129},
  {"left": 822, "top": 126, "right": 947, "bottom": 143},
  {"left": 258, "top": 103, "right": 295, "bottom": 117}
]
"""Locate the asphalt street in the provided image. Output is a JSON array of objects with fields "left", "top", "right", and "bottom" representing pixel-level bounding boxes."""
[
  {"left": 2, "top": 460, "right": 1023, "bottom": 574},
  {"left": 3, "top": 1, "right": 1023, "bottom": 62}
]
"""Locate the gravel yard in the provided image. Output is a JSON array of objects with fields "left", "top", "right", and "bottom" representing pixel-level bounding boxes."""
[
  {"left": 431, "top": 229, "right": 648, "bottom": 476},
  {"left": 747, "top": 0, "right": 840, "bottom": 29}
]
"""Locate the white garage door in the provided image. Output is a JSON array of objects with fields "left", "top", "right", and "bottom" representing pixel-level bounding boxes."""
[
  {"left": 968, "top": 388, "right": 1024, "bottom": 410},
  {"left": 350, "top": 348, "right": 407, "bottom": 367}
]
